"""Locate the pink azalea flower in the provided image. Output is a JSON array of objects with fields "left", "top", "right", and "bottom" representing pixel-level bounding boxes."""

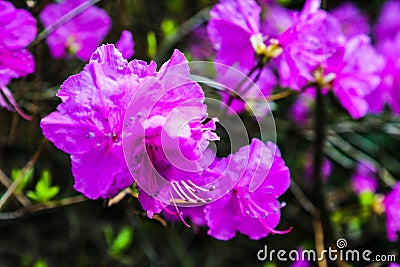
[
  {"left": 325, "top": 34, "right": 384, "bottom": 119},
  {"left": 367, "top": 33, "right": 400, "bottom": 115},
  {"left": 40, "top": 0, "right": 111, "bottom": 61},
  {"left": 351, "top": 160, "right": 378, "bottom": 195},
  {"left": 204, "top": 139, "right": 290, "bottom": 240},
  {"left": 187, "top": 26, "right": 214, "bottom": 60},
  {"left": 116, "top": 30, "right": 134, "bottom": 59},
  {"left": 207, "top": 0, "right": 262, "bottom": 70},
  {"left": 0, "top": 0, "right": 36, "bottom": 120},
  {"left": 41, "top": 45, "right": 153, "bottom": 199},
  {"left": 331, "top": 3, "right": 370, "bottom": 38},
  {"left": 278, "top": 0, "right": 345, "bottom": 90},
  {"left": 384, "top": 182, "right": 400, "bottom": 242},
  {"left": 262, "top": 3, "right": 295, "bottom": 39},
  {"left": 42, "top": 44, "right": 219, "bottom": 202},
  {"left": 374, "top": 0, "right": 400, "bottom": 41}
]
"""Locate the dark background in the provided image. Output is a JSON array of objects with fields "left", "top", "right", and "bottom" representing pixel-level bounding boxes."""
[{"left": 1, "top": 0, "right": 399, "bottom": 266}]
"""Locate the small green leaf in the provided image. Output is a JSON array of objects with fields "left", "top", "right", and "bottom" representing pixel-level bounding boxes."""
[
  {"left": 130, "top": 182, "right": 139, "bottom": 195},
  {"left": 103, "top": 225, "right": 114, "bottom": 247},
  {"left": 147, "top": 31, "right": 157, "bottom": 59},
  {"left": 11, "top": 168, "right": 33, "bottom": 192},
  {"left": 161, "top": 19, "right": 177, "bottom": 38},
  {"left": 27, "top": 170, "right": 59, "bottom": 202},
  {"left": 33, "top": 259, "right": 47, "bottom": 267},
  {"left": 110, "top": 227, "right": 132, "bottom": 256},
  {"left": 359, "top": 191, "right": 375, "bottom": 208}
]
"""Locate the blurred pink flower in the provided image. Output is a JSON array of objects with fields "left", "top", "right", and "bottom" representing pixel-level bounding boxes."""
[
  {"left": 116, "top": 30, "right": 134, "bottom": 59},
  {"left": 0, "top": 0, "right": 36, "bottom": 120},
  {"left": 351, "top": 160, "right": 378, "bottom": 195},
  {"left": 40, "top": 0, "right": 111, "bottom": 61},
  {"left": 384, "top": 182, "right": 400, "bottom": 241}
]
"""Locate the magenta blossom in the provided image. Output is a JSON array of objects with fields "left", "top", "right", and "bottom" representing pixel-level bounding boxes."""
[
  {"left": 204, "top": 139, "right": 290, "bottom": 240},
  {"left": 367, "top": 33, "right": 400, "bottom": 115},
  {"left": 325, "top": 34, "right": 384, "bottom": 119},
  {"left": 41, "top": 45, "right": 158, "bottom": 199},
  {"left": 277, "top": 0, "right": 345, "bottom": 90},
  {"left": 116, "top": 30, "right": 134, "bottom": 59},
  {"left": 187, "top": 26, "right": 214, "bottom": 60},
  {"left": 0, "top": 0, "right": 36, "bottom": 120},
  {"left": 119, "top": 49, "right": 219, "bottom": 218},
  {"left": 367, "top": 0, "right": 400, "bottom": 115},
  {"left": 262, "top": 3, "right": 294, "bottom": 39},
  {"left": 40, "top": 0, "right": 111, "bottom": 61},
  {"left": 331, "top": 3, "right": 370, "bottom": 38},
  {"left": 207, "top": 0, "right": 262, "bottom": 70},
  {"left": 351, "top": 160, "right": 378, "bottom": 195},
  {"left": 374, "top": 0, "right": 400, "bottom": 41},
  {"left": 384, "top": 182, "right": 400, "bottom": 242},
  {"left": 41, "top": 44, "right": 219, "bottom": 202}
]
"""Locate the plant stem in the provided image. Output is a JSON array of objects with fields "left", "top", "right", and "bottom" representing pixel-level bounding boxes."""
[
  {"left": 223, "top": 59, "right": 265, "bottom": 113},
  {"left": 313, "top": 87, "right": 334, "bottom": 251}
]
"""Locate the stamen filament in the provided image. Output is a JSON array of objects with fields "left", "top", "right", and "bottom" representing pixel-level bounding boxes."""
[
  {"left": 187, "top": 180, "right": 209, "bottom": 192},
  {"left": 169, "top": 190, "right": 191, "bottom": 228}
]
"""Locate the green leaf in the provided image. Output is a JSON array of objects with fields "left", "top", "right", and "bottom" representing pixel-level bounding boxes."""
[
  {"left": 359, "top": 191, "right": 375, "bottom": 208},
  {"left": 161, "top": 19, "right": 177, "bottom": 38},
  {"left": 103, "top": 225, "right": 114, "bottom": 247},
  {"left": 110, "top": 227, "right": 133, "bottom": 256},
  {"left": 147, "top": 31, "right": 157, "bottom": 59},
  {"left": 33, "top": 259, "right": 47, "bottom": 267},
  {"left": 27, "top": 170, "right": 59, "bottom": 202},
  {"left": 130, "top": 182, "right": 139, "bottom": 195},
  {"left": 11, "top": 167, "right": 33, "bottom": 192}
]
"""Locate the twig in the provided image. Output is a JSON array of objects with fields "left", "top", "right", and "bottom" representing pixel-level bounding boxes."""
[
  {"left": 32, "top": 0, "right": 102, "bottom": 46},
  {"left": 313, "top": 216, "right": 328, "bottom": 267},
  {"left": 267, "top": 90, "right": 294, "bottom": 102},
  {"left": 0, "top": 169, "right": 32, "bottom": 207},
  {"left": 290, "top": 179, "right": 317, "bottom": 215},
  {"left": 108, "top": 188, "right": 132, "bottom": 207},
  {"left": 222, "top": 59, "right": 265, "bottom": 116},
  {"left": 313, "top": 87, "right": 334, "bottom": 259},
  {"left": 0, "top": 195, "right": 86, "bottom": 220},
  {"left": 0, "top": 140, "right": 47, "bottom": 210}
]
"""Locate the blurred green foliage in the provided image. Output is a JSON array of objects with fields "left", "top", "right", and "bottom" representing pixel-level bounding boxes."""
[{"left": 27, "top": 170, "right": 59, "bottom": 202}]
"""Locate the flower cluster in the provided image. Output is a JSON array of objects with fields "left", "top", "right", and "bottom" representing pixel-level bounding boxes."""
[
  {"left": 0, "top": 0, "right": 134, "bottom": 119},
  {"left": 205, "top": 0, "right": 400, "bottom": 242},
  {"left": 41, "top": 44, "right": 291, "bottom": 240},
  {"left": 207, "top": 0, "right": 385, "bottom": 119}
]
